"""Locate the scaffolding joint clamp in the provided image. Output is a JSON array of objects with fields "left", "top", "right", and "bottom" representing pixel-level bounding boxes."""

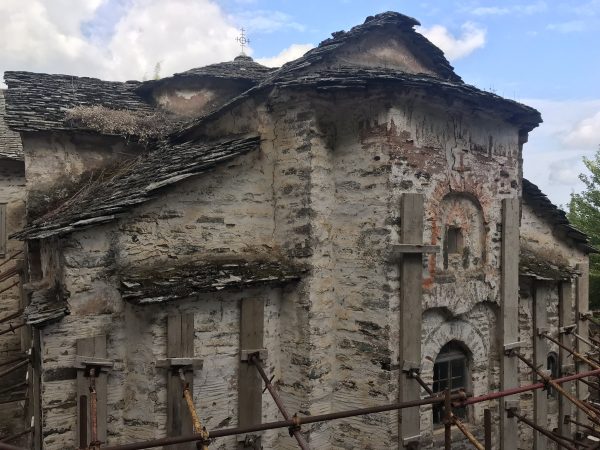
[
  {"left": 288, "top": 414, "right": 302, "bottom": 437},
  {"left": 241, "top": 349, "right": 268, "bottom": 362},
  {"left": 74, "top": 356, "right": 114, "bottom": 376},
  {"left": 559, "top": 324, "right": 576, "bottom": 335},
  {"left": 402, "top": 360, "right": 420, "bottom": 375},
  {"left": 157, "top": 357, "right": 203, "bottom": 373},
  {"left": 503, "top": 341, "right": 525, "bottom": 355}
]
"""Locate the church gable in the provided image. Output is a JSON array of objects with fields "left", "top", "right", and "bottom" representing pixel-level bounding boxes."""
[{"left": 279, "top": 11, "right": 461, "bottom": 82}]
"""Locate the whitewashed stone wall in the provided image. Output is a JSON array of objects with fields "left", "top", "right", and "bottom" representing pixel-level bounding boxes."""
[
  {"left": 515, "top": 201, "right": 586, "bottom": 449},
  {"left": 0, "top": 159, "right": 26, "bottom": 437},
  {"left": 28, "top": 84, "right": 569, "bottom": 450}
]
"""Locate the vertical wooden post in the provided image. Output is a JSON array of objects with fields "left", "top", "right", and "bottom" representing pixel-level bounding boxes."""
[
  {"left": 238, "top": 298, "right": 264, "bottom": 448},
  {"left": 484, "top": 409, "right": 492, "bottom": 450},
  {"left": 166, "top": 314, "right": 195, "bottom": 450},
  {"left": 76, "top": 335, "right": 108, "bottom": 449},
  {"left": 32, "top": 329, "right": 41, "bottom": 450},
  {"left": 532, "top": 282, "right": 549, "bottom": 450},
  {"left": 576, "top": 263, "right": 590, "bottom": 433},
  {"left": 399, "top": 193, "right": 423, "bottom": 447},
  {"left": 500, "top": 197, "right": 519, "bottom": 450},
  {"left": 558, "top": 281, "right": 574, "bottom": 438}
]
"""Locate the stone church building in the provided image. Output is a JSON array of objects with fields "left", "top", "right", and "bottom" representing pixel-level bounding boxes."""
[{"left": 0, "top": 11, "right": 596, "bottom": 450}]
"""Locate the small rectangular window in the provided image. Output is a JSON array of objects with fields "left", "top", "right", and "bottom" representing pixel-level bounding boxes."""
[
  {"left": 446, "top": 226, "right": 464, "bottom": 254},
  {"left": 0, "top": 203, "right": 6, "bottom": 257},
  {"left": 28, "top": 240, "right": 43, "bottom": 281}
]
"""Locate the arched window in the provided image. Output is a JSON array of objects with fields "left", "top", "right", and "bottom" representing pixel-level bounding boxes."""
[
  {"left": 547, "top": 352, "right": 559, "bottom": 398},
  {"left": 432, "top": 342, "right": 469, "bottom": 423}
]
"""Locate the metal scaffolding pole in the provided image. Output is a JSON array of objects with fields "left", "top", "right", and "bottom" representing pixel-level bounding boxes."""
[
  {"left": 0, "top": 310, "right": 23, "bottom": 325},
  {"left": 565, "top": 416, "right": 600, "bottom": 439},
  {"left": 541, "top": 332, "right": 600, "bottom": 371},
  {"left": 507, "top": 409, "right": 577, "bottom": 450},
  {"left": 0, "top": 322, "right": 26, "bottom": 337},
  {"left": 100, "top": 392, "right": 466, "bottom": 450},
  {"left": 177, "top": 368, "right": 210, "bottom": 450},
  {"left": 510, "top": 350, "right": 600, "bottom": 426},
  {"left": 460, "top": 368, "right": 600, "bottom": 406},
  {"left": 0, "top": 359, "right": 28, "bottom": 380},
  {"left": 409, "top": 370, "right": 484, "bottom": 450},
  {"left": 0, "top": 428, "right": 33, "bottom": 444},
  {"left": 249, "top": 354, "right": 310, "bottom": 450}
]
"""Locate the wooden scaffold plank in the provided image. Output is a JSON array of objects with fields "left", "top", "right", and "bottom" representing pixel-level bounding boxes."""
[
  {"left": 238, "top": 298, "right": 265, "bottom": 449},
  {"left": 398, "top": 193, "right": 424, "bottom": 448}
]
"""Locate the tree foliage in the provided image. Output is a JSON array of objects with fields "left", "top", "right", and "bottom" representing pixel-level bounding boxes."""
[{"left": 568, "top": 148, "right": 600, "bottom": 309}]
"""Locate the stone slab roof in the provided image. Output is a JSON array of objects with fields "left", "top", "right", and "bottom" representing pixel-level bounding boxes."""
[
  {"left": 519, "top": 245, "right": 580, "bottom": 281},
  {"left": 3, "top": 71, "right": 155, "bottom": 132},
  {"left": 522, "top": 178, "right": 597, "bottom": 254},
  {"left": 175, "top": 55, "right": 274, "bottom": 82},
  {"left": 172, "top": 67, "right": 542, "bottom": 144},
  {"left": 119, "top": 257, "right": 305, "bottom": 304},
  {"left": 277, "top": 11, "right": 461, "bottom": 82},
  {"left": 0, "top": 90, "right": 23, "bottom": 161},
  {"left": 13, "top": 135, "right": 260, "bottom": 240}
]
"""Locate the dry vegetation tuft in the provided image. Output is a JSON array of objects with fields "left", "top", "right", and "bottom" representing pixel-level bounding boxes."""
[{"left": 65, "top": 105, "right": 173, "bottom": 142}]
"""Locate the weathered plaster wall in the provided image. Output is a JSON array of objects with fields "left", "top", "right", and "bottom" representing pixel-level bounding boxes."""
[
  {"left": 323, "top": 32, "right": 438, "bottom": 78},
  {"left": 150, "top": 78, "right": 253, "bottom": 118},
  {"left": 521, "top": 201, "right": 588, "bottom": 267},
  {"left": 301, "top": 88, "right": 521, "bottom": 449},
  {"left": 0, "top": 159, "right": 26, "bottom": 437},
  {"left": 39, "top": 225, "right": 288, "bottom": 449},
  {"left": 31, "top": 83, "right": 556, "bottom": 450},
  {"left": 516, "top": 278, "right": 561, "bottom": 449},
  {"left": 21, "top": 132, "right": 143, "bottom": 219},
  {"left": 516, "top": 202, "right": 587, "bottom": 449}
]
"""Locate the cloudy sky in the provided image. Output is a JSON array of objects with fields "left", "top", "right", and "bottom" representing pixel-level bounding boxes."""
[{"left": 1, "top": 0, "right": 599, "bottom": 207}]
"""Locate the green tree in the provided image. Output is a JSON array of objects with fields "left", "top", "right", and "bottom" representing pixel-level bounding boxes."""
[{"left": 568, "top": 147, "right": 600, "bottom": 309}]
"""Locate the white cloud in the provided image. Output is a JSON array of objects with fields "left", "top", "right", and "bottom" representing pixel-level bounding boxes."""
[
  {"left": 470, "top": 1, "right": 547, "bottom": 16},
  {"left": 232, "top": 10, "right": 306, "bottom": 33},
  {"left": 563, "top": 111, "right": 600, "bottom": 149},
  {"left": 548, "top": 158, "right": 583, "bottom": 185},
  {"left": 471, "top": 6, "right": 510, "bottom": 15},
  {"left": 0, "top": 0, "right": 107, "bottom": 78},
  {"left": 256, "top": 43, "right": 314, "bottom": 68},
  {"left": 105, "top": 0, "right": 241, "bottom": 81},
  {"left": 521, "top": 98, "right": 600, "bottom": 206},
  {"left": 417, "top": 22, "right": 486, "bottom": 61},
  {"left": 546, "top": 20, "right": 587, "bottom": 33},
  {"left": 0, "top": 0, "right": 308, "bottom": 85},
  {"left": 573, "top": 0, "right": 600, "bottom": 16}
]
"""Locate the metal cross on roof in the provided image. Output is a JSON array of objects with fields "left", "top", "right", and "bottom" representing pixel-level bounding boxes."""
[{"left": 236, "top": 28, "right": 250, "bottom": 55}]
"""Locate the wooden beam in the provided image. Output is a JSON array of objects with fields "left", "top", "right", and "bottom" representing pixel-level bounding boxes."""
[
  {"left": 238, "top": 298, "right": 264, "bottom": 448},
  {"left": 385, "top": 244, "right": 439, "bottom": 261},
  {"left": 559, "top": 281, "right": 574, "bottom": 438},
  {"left": 532, "top": 282, "right": 549, "bottom": 450},
  {"left": 500, "top": 197, "right": 519, "bottom": 450},
  {"left": 398, "top": 193, "right": 424, "bottom": 447},
  {"left": 576, "top": 263, "right": 590, "bottom": 432},
  {"left": 166, "top": 314, "right": 195, "bottom": 450},
  {"left": 76, "top": 335, "right": 108, "bottom": 449}
]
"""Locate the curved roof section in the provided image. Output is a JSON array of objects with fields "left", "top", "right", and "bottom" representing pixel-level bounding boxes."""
[
  {"left": 276, "top": 11, "right": 462, "bottom": 82},
  {"left": 176, "top": 55, "right": 274, "bottom": 82},
  {"left": 523, "top": 178, "right": 597, "bottom": 254},
  {"left": 170, "top": 12, "right": 541, "bottom": 142},
  {"left": 135, "top": 56, "right": 274, "bottom": 99}
]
